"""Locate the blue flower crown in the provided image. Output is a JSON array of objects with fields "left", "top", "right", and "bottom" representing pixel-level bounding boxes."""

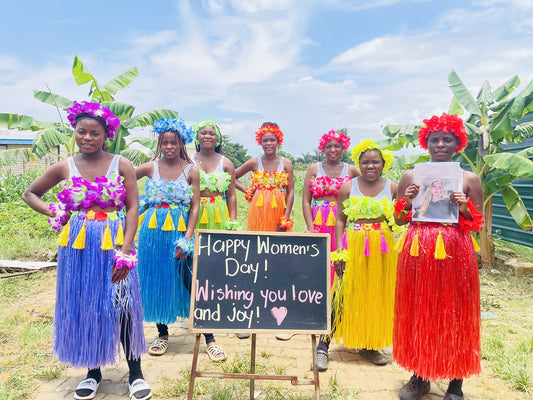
[{"left": 153, "top": 118, "right": 195, "bottom": 144}]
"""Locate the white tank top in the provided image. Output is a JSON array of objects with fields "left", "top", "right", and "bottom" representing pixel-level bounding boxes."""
[
  {"left": 316, "top": 162, "right": 349, "bottom": 179},
  {"left": 350, "top": 177, "right": 392, "bottom": 200},
  {"left": 68, "top": 154, "right": 120, "bottom": 179},
  {"left": 152, "top": 159, "right": 192, "bottom": 183},
  {"left": 257, "top": 156, "right": 284, "bottom": 172}
]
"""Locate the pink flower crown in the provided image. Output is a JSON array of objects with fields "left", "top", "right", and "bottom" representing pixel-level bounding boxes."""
[
  {"left": 255, "top": 124, "right": 284, "bottom": 146},
  {"left": 318, "top": 130, "right": 350, "bottom": 151},
  {"left": 67, "top": 101, "right": 121, "bottom": 139}
]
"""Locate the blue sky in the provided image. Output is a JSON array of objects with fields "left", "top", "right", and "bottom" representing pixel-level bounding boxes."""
[{"left": 1, "top": 0, "right": 533, "bottom": 157}]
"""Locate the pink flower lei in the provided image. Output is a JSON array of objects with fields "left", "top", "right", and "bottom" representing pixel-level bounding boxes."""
[
  {"left": 318, "top": 130, "right": 350, "bottom": 151},
  {"left": 67, "top": 101, "right": 121, "bottom": 139}
]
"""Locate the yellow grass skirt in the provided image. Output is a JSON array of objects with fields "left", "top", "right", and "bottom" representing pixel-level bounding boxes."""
[{"left": 332, "top": 221, "right": 397, "bottom": 349}]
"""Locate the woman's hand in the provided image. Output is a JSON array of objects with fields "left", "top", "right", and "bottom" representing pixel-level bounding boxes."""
[
  {"left": 175, "top": 247, "right": 187, "bottom": 259},
  {"left": 334, "top": 260, "right": 345, "bottom": 278},
  {"left": 404, "top": 183, "right": 420, "bottom": 209},
  {"left": 111, "top": 264, "right": 129, "bottom": 283},
  {"left": 449, "top": 191, "right": 470, "bottom": 215}
]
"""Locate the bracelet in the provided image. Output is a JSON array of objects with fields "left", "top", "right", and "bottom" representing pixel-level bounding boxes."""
[
  {"left": 331, "top": 248, "right": 349, "bottom": 262},
  {"left": 47, "top": 203, "right": 69, "bottom": 232},
  {"left": 278, "top": 216, "right": 294, "bottom": 231},
  {"left": 114, "top": 250, "right": 138, "bottom": 270},
  {"left": 394, "top": 198, "right": 412, "bottom": 221},
  {"left": 174, "top": 236, "right": 194, "bottom": 255},
  {"left": 224, "top": 219, "right": 241, "bottom": 231},
  {"left": 458, "top": 200, "right": 484, "bottom": 233}
]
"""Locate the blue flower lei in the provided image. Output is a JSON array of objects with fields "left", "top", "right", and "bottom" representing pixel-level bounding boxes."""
[{"left": 153, "top": 118, "right": 195, "bottom": 144}]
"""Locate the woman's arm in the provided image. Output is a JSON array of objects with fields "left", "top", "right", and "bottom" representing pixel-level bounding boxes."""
[
  {"left": 112, "top": 157, "right": 139, "bottom": 283},
  {"left": 224, "top": 157, "right": 238, "bottom": 220},
  {"left": 302, "top": 163, "right": 318, "bottom": 231},
  {"left": 348, "top": 164, "right": 361, "bottom": 178},
  {"left": 23, "top": 161, "right": 69, "bottom": 217},
  {"left": 333, "top": 181, "right": 351, "bottom": 277},
  {"left": 283, "top": 158, "right": 295, "bottom": 220},
  {"left": 450, "top": 170, "right": 483, "bottom": 220},
  {"left": 394, "top": 170, "right": 418, "bottom": 226},
  {"left": 234, "top": 158, "right": 256, "bottom": 193},
  {"left": 175, "top": 165, "right": 200, "bottom": 259},
  {"left": 135, "top": 161, "right": 154, "bottom": 180}
]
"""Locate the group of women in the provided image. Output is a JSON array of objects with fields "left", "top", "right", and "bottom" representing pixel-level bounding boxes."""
[{"left": 23, "top": 101, "right": 483, "bottom": 400}]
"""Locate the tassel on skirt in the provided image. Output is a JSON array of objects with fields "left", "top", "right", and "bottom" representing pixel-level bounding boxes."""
[
  {"left": 196, "top": 195, "right": 229, "bottom": 230},
  {"left": 393, "top": 222, "right": 481, "bottom": 380},
  {"left": 311, "top": 200, "right": 338, "bottom": 287},
  {"left": 54, "top": 211, "right": 145, "bottom": 368},
  {"left": 137, "top": 206, "right": 192, "bottom": 324},
  {"left": 247, "top": 189, "right": 286, "bottom": 232}
]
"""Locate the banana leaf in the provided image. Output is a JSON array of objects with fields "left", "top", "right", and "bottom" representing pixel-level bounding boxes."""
[
  {"left": 122, "top": 109, "right": 180, "bottom": 129},
  {"left": 502, "top": 185, "right": 533, "bottom": 230},
  {"left": 483, "top": 151, "right": 533, "bottom": 178}
]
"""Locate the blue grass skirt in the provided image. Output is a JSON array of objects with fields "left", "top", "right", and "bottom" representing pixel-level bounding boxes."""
[
  {"left": 54, "top": 211, "right": 146, "bottom": 369},
  {"left": 137, "top": 205, "right": 192, "bottom": 324}
]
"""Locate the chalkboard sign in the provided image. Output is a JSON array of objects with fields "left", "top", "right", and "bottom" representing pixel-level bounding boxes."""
[{"left": 190, "top": 230, "right": 331, "bottom": 334}]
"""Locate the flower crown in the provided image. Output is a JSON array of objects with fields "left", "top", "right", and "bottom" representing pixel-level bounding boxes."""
[
  {"left": 418, "top": 113, "right": 468, "bottom": 153},
  {"left": 255, "top": 124, "right": 284, "bottom": 146},
  {"left": 318, "top": 130, "right": 351, "bottom": 151},
  {"left": 351, "top": 139, "right": 393, "bottom": 172},
  {"left": 193, "top": 118, "right": 222, "bottom": 146},
  {"left": 67, "top": 101, "right": 120, "bottom": 139},
  {"left": 153, "top": 118, "right": 195, "bottom": 144}
]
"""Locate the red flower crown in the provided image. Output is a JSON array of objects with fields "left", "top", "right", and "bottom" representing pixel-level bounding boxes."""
[
  {"left": 418, "top": 113, "right": 468, "bottom": 153},
  {"left": 255, "top": 124, "right": 284, "bottom": 146},
  {"left": 318, "top": 130, "right": 350, "bottom": 151}
]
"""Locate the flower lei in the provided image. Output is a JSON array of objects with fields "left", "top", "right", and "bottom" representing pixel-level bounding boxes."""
[
  {"left": 47, "top": 203, "right": 69, "bottom": 232},
  {"left": 140, "top": 178, "right": 193, "bottom": 210},
  {"left": 245, "top": 170, "right": 289, "bottom": 201},
  {"left": 331, "top": 248, "right": 348, "bottom": 262},
  {"left": 255, "top": 124, "right": 284, "bottom": 146},
  {"left": 199, "top": 170, "right": 231, "bottom": 193},
  {"left": 278, "top": 216, "right": 294, "bottom": 231},
  {"left": 174, "top": 236, "right": 194, "bottom": 255},
  {"left": 318, "top": 130, "right": 350, "bottom": 151},
  {"left": 343, "top": 195, "right": 401, "bottom": 234},
  {"left": 114, "top": 250, "right": 138, "bottom": 270},
  {"left": 193, "top": 118, "right": 221, "bottom": 146},
  {"left": 57, "top": 173, "right": 126, "bottom": 211},
  {"left": 351, "top": 139, "right": 394, "bottom": 172},
  {"left": 67, "top": 101, "right": 120, "bottom": 139},
  {"left": 309, "top": 176, "right": 350, "bottom": 198},
  {"left": 224, "top": 220, "right": 241, "bottom": 231},
  {"left": 418, "top": 113, "right": 468, "bottom": 153},
  {"left": 153, "top": 118, "right": 195, "bottom": 144}
]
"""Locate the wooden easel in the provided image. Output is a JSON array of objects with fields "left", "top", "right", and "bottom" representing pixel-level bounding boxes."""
[{"left": 187, "top": 333, "right": 321, "bottom": 400}]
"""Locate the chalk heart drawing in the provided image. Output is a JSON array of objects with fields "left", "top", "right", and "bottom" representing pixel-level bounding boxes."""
[{"left": 271, "top": 307, "right": 288, "bottom": 326}]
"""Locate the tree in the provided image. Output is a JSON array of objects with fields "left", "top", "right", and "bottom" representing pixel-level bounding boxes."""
[
  {"left": 382, "top": 70, "right": 533, "bottom": 267},
  {"left": 222, "top": 135, "right": 251, "bottom": 168},
  {"left": 0, "top": 55, "right": 181, "bottom": 166}
]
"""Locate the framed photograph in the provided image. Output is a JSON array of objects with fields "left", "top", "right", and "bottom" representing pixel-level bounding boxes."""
[{"left": 412, "top": 162, "right": 462, "bottom": 223}]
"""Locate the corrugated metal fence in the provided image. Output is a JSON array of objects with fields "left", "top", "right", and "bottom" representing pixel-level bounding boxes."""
[{"left": 491, "top": 137, "right": 533, "bottom": 247}]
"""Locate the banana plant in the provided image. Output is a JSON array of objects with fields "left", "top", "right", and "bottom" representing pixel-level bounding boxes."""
[
  {"left": 0, "top": 55, "right": 178, "bottom": 166},
  {"left": 382, "top": 69, "right": 533, "bottom": 268}
]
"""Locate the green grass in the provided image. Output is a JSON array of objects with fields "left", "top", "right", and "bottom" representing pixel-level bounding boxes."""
[{"left": 494, "top": 238, "right": 533, "bottom": 263}]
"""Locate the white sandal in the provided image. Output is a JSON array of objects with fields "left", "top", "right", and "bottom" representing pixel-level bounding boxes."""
[
  {"left": 129, "top": 378, "right": 152, "bottom": 400},
  {"left": 73, "top": 378, "right": 100, "bottom": 400},
  {"left": 147, "top": 338, "right": 169, "bottom": 356},
  {"left": 206, "top": 344, "right": 227, "bottom": 362}
]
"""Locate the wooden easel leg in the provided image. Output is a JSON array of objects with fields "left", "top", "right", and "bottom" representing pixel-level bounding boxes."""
[
  {"left": 187, "top": 333, "right": 201, "bottom": 400},
  {"left": 250, "top": 333, "right": 257, "bottom": 400},
  {"left": 311, "top": 334, "right": 320, "bottom": 400}
]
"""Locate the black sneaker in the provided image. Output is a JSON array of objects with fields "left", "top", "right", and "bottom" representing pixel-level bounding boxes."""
[
  {"left": 358, "top": 349, "right": 388, "bottom": 366},
  {"left": 398, "top": 375, "right": 430, "bottom": 400}
]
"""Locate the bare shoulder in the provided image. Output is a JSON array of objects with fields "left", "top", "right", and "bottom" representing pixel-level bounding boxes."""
[
  {"left": 348, "top": 164, "right": 361, "bottom": 177},
  {"left": 223, "top": 156, "right": 236, "bottom": 172}
]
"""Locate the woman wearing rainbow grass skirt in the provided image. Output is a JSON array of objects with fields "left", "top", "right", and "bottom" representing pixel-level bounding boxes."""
[
  {"left": 316, "top": 140, "right": 399, "bottom": 371},
  {"left": 135, "top": 118, "right": 203, "bottom": 357},
  {"left": 23, "top": 101, "right": 151, "bottom": 400},
  {"left": 302, "top": 130, "right": 360, "bottom": 287}
]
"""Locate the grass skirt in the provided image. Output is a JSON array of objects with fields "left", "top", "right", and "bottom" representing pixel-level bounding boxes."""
[
  {"left": 331, "top": 222, "right": 397, "bottom": 350},
  {"left": 196, "top": 195, "right": 228, "bottom": 229},
  {"left": 54, "top": 212, "right": 145, "bottom": 368},
  {"left": 247, "top": 189, "right": 285, "bottom": 231},
  {"left": 393, "top": 222, "right": 481, "bottom": 380},
  {"left": 312, "top": 200, "right": 338, "bottom": 287},
  {"left": 137, "top": 206, "right": 191, "bottom": 324}
]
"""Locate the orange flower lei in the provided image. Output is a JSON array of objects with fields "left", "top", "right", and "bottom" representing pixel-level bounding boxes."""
[
  {"left": 255, "top": 124, "right": 284, "bottom": 146},
  {"left": 245, "top": 170, "right": 289, "bottom": 201}
]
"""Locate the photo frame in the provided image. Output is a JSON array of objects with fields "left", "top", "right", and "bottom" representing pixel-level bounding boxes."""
[{"left": 412, "top": 162, "right": 462, "bottom": 223}]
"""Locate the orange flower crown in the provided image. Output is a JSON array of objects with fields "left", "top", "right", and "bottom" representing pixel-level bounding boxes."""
[
  {"left": 418, "top": 113, "right": 468, "bottom": 153},
  {"left": 255, "top": 124, "right": 284, "bottom": 146}
]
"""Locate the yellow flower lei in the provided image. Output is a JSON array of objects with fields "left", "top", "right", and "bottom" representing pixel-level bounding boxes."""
[
  {"left": 342, "top": 195, "right": 403, "bottom": 234},
  {"left": 350, "top": 139, "right": 393, "bottom": 172}
]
